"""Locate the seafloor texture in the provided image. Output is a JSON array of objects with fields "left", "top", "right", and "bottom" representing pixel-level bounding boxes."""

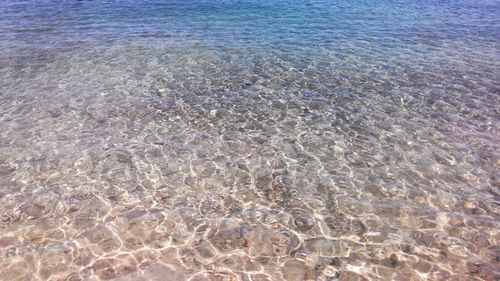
[{"left": 0, "top": 0, "right": 499, "bottom": 280}]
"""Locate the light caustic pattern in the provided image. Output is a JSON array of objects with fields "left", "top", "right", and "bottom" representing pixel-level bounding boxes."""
[{"left": 0, "top": 0, "right": 499, "bottom": 280}]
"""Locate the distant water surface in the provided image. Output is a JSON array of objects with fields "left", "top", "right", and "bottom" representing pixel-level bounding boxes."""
[{"left": 0, "top": 0, "right": 499, "bottom": 280}]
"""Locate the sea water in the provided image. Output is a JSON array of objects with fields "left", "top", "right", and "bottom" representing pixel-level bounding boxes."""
[{"left": 0, "top": 0, "right": 499, "bottom": 280}]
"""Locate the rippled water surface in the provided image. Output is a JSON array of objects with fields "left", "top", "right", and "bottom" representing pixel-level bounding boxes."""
[{"left": 0, "top": 0, "right": 499, "bottom": 280}]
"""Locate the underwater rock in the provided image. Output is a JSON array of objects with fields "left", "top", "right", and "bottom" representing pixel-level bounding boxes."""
[
  {"left": 324, "top": 214, "right": 351, "bottom": 237},
  {"left": 280, "top": 259, "right": 317, "bottom": 281},
  {"left": 351, "top": 220, "right": 367, "bottom": 235},
  {"left": 143, "top": 262, "right": 185, "bottom": 281},
  {"left": 291, "top": 209, "right": 316, "bottom": 231},
  {"left": 304, "top": 237, "right": 349, "bottom": 257},
  {"left": 244, "top": 230, "right": 299, "bottom": 257},
  {"left": 210, "top": 228, "right": 245, "bottom": 252}
]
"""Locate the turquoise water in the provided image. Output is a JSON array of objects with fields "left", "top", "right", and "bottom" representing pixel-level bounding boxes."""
[{"left": 0, "top": 1, "right": 499, "bottom": 280}]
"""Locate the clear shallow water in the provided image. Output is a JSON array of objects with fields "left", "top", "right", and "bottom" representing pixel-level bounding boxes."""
[{"left": 0, "top": 0, "right": 499, "bottom": 280}]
